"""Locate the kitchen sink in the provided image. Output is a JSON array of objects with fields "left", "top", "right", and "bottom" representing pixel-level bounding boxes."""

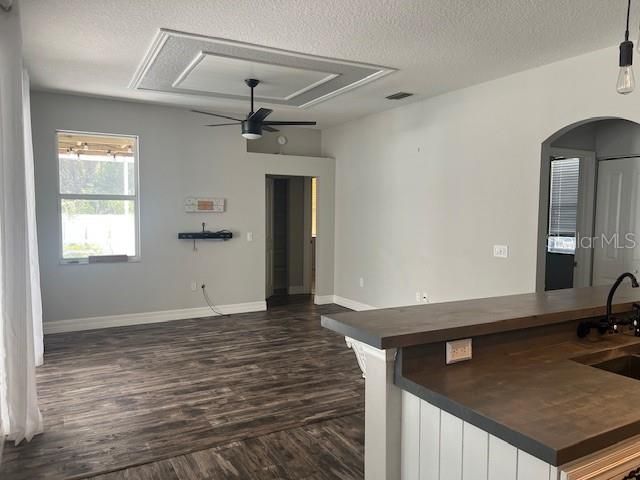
[{"left": 590, "top": 355, "right": 640, "bottom": 380}]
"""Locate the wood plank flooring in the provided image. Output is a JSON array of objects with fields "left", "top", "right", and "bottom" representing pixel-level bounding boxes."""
[
  {"left": 0, "top": 297, "right": 364, "bottom": 479},
  {"left": 91, "top": 413, "right": 363, "bottom": 480}
]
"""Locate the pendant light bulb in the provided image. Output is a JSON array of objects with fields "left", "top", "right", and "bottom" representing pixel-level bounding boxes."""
[
  {"left": 618, "top": 40, "right": 635, "bottom": 94},
  {"left": 618, "top": 64, "right": 636, "bottom": 94},
  {"left": 618, "top": 0, "right": 635, "bottom": 94}
]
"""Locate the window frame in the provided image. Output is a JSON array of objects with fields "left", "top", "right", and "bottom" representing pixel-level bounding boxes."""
[{"left": 56, "top": 130, "right": 141, "bottom": 265}]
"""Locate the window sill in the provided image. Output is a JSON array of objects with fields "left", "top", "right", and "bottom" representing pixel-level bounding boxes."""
[{"left": 60, "top": 257, "right": 141, "bottom": 266}]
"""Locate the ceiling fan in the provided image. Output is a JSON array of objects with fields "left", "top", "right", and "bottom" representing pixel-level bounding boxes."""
[{"left": 192, "top": 78, "right": 317, "bottom": 140}]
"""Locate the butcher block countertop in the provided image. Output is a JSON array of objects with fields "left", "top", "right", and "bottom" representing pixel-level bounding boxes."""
[
  {"left": 397, "top": 331, "right": 640, "bottom": 466},
  {"left": 322, "top": 285, "right": 640, "bottom": 465},
  {"left": 321, "top": 285, "right": 640, "bottom": 349}
]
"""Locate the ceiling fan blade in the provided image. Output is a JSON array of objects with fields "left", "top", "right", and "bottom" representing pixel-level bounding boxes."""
[
  {"left": 263, "top": 121, "right": 317, "bottom": 126},
  {"left": 262, "top": 125, "right": 280, "bottom": 132},
  {"left": 247, "top": 108, "right": 273, "bottom": 122},
  {"left": 205, "top": 122, "right": 242, "bottom": 127},
  {"left": 191, "top": 109, "right": 243, "bottom": 122}
]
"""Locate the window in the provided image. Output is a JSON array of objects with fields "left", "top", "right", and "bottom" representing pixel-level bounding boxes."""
[
  {"left": 547, "top": 157, "right": 580, "bottom": 254},
  {"left": 57, "top": 131, "right": 139, "bottom": 263}
]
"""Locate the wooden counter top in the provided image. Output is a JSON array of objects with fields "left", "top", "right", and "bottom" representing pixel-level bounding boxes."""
[
  {"left": 321, "top": 285, "right": 640, "bottom": 348},
  {"left": 397, "top": 327, "right": 640, "bottom": 466}
]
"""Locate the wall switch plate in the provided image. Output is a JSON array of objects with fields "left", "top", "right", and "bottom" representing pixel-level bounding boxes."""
[
  {"left": 190, "top": 281, "right": 198, "bottom": 292},
  {"left": 247, "top": 232, "right": 253, "bottom": 242},
  {"left": 493, "top": 245, "right": 509, "bottom": 258},
  {"left": 359, "top": 277, "right": 364, "bottom": 288},
  {"left": 446, "top": 339, "right": 472, "bottom": 364}
]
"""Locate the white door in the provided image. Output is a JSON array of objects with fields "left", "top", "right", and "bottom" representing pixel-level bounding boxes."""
[
  {"left": 592, "top": 157, "right": 640, "bottom": 285},
  {"left": 265, "top": 177, "right": 274, "bottom": 298}
]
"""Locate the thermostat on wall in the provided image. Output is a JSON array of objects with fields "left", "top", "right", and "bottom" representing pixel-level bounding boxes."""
[{"left": 184, "top": 197, "right": 225, "bottom": 213}]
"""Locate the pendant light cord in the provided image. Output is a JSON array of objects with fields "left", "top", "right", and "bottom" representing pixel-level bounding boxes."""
[{"left": 626, "top": 0, "right": 632, "bottom": 41}]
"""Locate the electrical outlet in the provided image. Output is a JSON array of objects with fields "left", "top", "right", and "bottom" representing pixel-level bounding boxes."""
[
  {"left": 446, "top": 339, "right": 472, "bottom": 364},
  {"left": 493, "top": 245, "right": 509, "bottom": 258},
  {"left": 359, "top": 277, "right": 364, "bottom": 288},
  {"left": 190, "top": 281, "right": 197, "bottom": 292},
  {"left": 422, "top": 292, "right": 429, "bottom": 303},
  {"left": 415, "top": 292, "right": 421, "bottom": 303},
  {"left": 247, "top": 232, "right": 253, "bottom": 242}
]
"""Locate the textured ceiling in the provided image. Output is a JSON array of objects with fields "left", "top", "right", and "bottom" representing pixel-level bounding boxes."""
[{"left": 20, "top": 0, "right": 637, "bottom": 127}]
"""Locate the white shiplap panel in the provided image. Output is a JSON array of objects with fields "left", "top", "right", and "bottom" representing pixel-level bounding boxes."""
[
  {"left": 488, "top": 435, "right": 518, "bottom": 480},
  {"left": 440, "top": 411, "right": 463, "bottom": 480},
  {"left": 517, "top": 449, "right": 551, "bottom": 480},
  {"left": 419, "top": 400, "right": 441, "bottom": 480},
  {"left": 462, "top": 422, "right": 488, "bottom": 480},
  {"left": 402, "top": 391, "right": 421, "bottom": 480}
]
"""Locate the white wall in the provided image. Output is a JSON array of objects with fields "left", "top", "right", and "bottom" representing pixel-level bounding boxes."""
[
  {"left": 246, "top": 127, "right": 322, "bottom": 156},
  {"left": 32, "top": 92, "right": 334, "bottom": 323},
  {"left": 323, "top": 46, "right": 640, "bottom": 308}
]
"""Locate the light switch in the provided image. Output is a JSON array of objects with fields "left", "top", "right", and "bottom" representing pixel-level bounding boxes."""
[
  {"left": 247, "top": 232, "right": 253, "bottom": 242},
  {"left": 493, "top": 245, "right": 509, "bottom": 258}
]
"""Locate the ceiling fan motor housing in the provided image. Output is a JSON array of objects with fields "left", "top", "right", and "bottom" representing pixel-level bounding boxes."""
[{"left": 242, "top": 119, "right": 262, "bottom": 139}]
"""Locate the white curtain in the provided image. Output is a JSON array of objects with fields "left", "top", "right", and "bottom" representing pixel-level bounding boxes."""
[
  {"left": 23, "top": 70, "right": 44, "bottom": 368},
  {"left": 0, "top": 0, "right": 44, "bottom": 445}
]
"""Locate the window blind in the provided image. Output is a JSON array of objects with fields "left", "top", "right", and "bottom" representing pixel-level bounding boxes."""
[{"left": 548, "top": 157, "right": 580, "bottom": 237}]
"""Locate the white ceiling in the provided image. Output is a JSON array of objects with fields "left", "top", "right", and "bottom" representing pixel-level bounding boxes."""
[{"left": 20, "top": 0, "right": 637, "bottom": 127}]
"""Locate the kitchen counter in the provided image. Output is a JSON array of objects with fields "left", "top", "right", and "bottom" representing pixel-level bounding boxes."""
[
  {"left": 397, "top": 329, "right": 640, "bottom": 466},
  {"left": 321, "top": 285, "right": 640, "bottom": 477},
  {"left": 321, "top": 284, "right": 640, "bottom": 349}
]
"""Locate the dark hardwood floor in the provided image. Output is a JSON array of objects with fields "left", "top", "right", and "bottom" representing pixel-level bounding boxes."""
[{"left": 0, "top": 297, "right": 364, "bottom": 480}]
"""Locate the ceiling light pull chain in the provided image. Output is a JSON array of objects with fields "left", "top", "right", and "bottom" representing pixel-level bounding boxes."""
[{"left": 618, "top": 0, "right": 636, "bottom": 94}]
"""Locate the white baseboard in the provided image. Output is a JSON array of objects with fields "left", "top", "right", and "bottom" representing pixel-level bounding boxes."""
[
  {"left": 288, "top": 285, "right": 308, "bottom": 295},
  {"left": 313, "top": 294, "right": 376, "bottom": 311},
  {"left": 314, "top": 294, "right": 335, "bottom": 305},
  {"left": 44, "top": 301, "right": 267, "bottom": 334},
  {"left": 333, "top": 295, "right": 376, "bottom": 311}
]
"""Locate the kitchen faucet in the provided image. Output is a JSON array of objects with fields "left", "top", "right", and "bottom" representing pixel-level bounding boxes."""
[{"left": 577, "top": 272, "right": 640, "bottom": 338}]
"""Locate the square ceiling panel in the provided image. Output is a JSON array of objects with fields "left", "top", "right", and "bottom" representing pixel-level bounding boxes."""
[
  {"left": 131, "top": 29, "right": 395, "bottom": 108},
  {"left": 174, "top": 53, "right": 338, "bottom": 101}
]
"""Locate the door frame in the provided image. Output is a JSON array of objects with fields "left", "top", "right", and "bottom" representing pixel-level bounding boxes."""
[
  {"left": 265, "top": 176, "right": 274, "bottom": 298},
  {"left": 536, "top": 147, "right": 597, "bottom": 291}
]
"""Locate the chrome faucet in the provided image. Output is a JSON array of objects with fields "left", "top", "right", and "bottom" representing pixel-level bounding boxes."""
[{"left": 577, "top": 272, "right": 640, "bottom": 337}]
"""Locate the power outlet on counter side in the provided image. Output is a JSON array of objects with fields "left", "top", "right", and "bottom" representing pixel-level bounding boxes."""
[{"left": 446, "top": 338, "right": 472, "bottom": 364}]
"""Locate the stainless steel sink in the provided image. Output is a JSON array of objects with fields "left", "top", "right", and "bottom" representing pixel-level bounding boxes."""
[
  {"left": 572, "top": 344, "right": 640, "bottom": 380},
  {"left": 591, "top": 355, "right": 640, "bottom": 380}
]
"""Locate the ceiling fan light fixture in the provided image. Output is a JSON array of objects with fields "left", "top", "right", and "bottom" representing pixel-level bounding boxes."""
[
  {"left": 242, "top": 132, "right": 262, "bottom": 140},
  {"left": 242, "top": 121, "right": 262, "bottom": 140}
]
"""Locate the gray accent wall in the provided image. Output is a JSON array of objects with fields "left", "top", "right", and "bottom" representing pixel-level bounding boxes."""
[{"left": 31, "top": 92, "right": 334, "bottom": 323}]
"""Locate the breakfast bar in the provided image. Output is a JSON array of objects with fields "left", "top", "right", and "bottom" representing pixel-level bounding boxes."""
[{"left": 322, "top": 285, "right": 640, "bottom": 480}]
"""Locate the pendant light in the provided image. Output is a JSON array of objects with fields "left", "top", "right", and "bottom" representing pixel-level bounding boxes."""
[{"left": 618, "top": 0, "right": 635, "bottom": 94}]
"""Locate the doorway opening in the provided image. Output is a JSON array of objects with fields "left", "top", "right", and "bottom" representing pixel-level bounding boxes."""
[
  {"left": 265, "top": 175, "right": 317, "bottom": 307},
  {"left": 537, "top": 118, "right": 640, "bottom": 291}
]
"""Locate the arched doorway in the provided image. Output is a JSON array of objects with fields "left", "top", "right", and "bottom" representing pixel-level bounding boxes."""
[{"left": 537, "top": 117, "right": 640, "bottom": 291}]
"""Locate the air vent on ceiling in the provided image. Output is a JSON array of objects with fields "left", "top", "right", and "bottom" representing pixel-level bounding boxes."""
[{"left": 385, "top": 92, "right": 413, "bottom": 100}]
